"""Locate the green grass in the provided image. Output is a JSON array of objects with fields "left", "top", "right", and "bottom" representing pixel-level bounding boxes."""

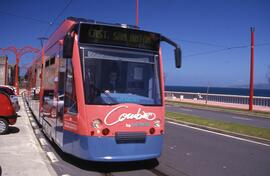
[
  {"left": 166, "top": 111, "right": 270, "bottom": 140},
  {"left": 166, "top": 100, "right": 270, "bottom": 118}
]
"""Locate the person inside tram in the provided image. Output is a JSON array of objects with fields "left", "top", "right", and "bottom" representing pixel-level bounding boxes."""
[{"left": 104, "top": 71, "right": 118, "bottom": 93}]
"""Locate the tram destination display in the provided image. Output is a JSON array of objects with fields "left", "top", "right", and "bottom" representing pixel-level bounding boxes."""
[{"left": 79, "top": 23, "right": 160, "bottom": 51}]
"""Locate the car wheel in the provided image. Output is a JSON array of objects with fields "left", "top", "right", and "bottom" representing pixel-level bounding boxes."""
[{"left": 0, "top": 118, "right": 9, "bottom": 135}]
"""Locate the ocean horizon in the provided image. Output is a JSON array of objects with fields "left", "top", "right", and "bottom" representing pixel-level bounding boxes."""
[{"left": 165, "top": 85, "right": 270, "bottom": 97}]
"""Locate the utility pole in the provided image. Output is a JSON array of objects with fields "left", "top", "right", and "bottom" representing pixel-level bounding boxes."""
[
  {"left": 37, "top": 37, "right": 48, "bottom": 48},
  {"left": 136, "top": 0, "right": 139, "bottom": 27},
  {"left": 249, "top": 27, "right": 255, "bottom": 111},
  {"left": 39, "top": 48, "right": 45, "bottom": 111}
]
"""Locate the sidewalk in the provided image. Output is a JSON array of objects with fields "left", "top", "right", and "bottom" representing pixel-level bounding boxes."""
[
  {"left": 166, "top": 97, "right": 270, "bottom": 112},
  {"left": 0, "top": 97, "right": 56, "bottom": 176}
]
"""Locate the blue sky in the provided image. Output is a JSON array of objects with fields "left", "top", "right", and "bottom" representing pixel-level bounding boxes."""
[{"left": 1, "top": 0, "right": 270, "bottom": 87}]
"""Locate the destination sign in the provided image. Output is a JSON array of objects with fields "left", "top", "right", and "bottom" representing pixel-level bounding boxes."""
[{"left": 79, "top": 23, "right": 160, "bottom": 51}]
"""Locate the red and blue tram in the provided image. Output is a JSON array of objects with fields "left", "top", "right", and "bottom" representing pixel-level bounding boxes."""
[{"left": 26, "top": 17, "right": 181, "bottom": 162}]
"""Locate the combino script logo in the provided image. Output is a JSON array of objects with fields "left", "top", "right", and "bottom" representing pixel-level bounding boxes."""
[{"left": 104, "top": 105, "right": 156, "bottom": 126}]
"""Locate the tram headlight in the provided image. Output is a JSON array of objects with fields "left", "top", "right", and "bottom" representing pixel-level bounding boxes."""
[
  {"left": 154, "top": 119, "right": 161, "bottom": 128},
  {"left": 92, "top": 119, "right": 102, "bottom": 129}
]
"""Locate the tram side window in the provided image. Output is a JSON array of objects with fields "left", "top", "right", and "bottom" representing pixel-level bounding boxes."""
[
  {"left": 64, "top": 60, "right": 78, "bottom": 113},
  {"left": 43, "top": 90, "right": 54, "bottom": 102}
]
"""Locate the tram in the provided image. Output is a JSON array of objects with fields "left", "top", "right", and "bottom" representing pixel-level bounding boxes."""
[{"left": 26, "top": 17, "right": 181, "bottom": 161}]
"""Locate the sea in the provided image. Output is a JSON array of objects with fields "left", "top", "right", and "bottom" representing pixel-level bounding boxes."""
[{"left": 165, "top": 86, "right": 270, "bottom": 97}]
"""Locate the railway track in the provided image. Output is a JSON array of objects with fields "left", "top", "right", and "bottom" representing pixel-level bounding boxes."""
[{"left": 23, "top": 94, "right": 184, "bottom": 176}]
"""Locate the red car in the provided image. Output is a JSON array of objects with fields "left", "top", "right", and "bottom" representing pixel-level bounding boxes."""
[
  {"left": 0, "top": 85, "right": 20, "bottom": 112},
  {"left": 0, "top": 91, "right": 17, "bottom": 134}
]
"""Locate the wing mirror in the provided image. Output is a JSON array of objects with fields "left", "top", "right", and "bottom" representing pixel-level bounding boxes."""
[{"left": 161, "top": 35, "right": 182, "bottom": 68}]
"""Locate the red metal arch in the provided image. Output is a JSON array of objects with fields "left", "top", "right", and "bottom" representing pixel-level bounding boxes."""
[{"left": 1, "top": 46, "right": 40, "bottom": 95}]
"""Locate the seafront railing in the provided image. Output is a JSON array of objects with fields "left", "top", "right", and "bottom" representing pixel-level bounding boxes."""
[{"left": 165, "top": 91, "right": 270, "bottom": 107}]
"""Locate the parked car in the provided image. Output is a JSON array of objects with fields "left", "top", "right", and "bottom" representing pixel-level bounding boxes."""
[
  {"left": 0, "top": 91, "right": 17, "bottom": 134},
  {"left": 0, "top": 85, "right": 20, "bottom": 112}
]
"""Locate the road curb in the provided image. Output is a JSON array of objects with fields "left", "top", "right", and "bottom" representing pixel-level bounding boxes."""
[
  {"left": 22, "top": 94, "right": 73, "bottom": 176},
  {"left": 166, "top": 118, "right": 270, "bottom": 145}
]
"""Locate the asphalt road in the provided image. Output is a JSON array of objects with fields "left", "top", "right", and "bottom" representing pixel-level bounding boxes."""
[
  {"left": 35, "top": 121, "right": 270, "bottom": 176},
  {"left": 158, "top": 122, "right": 270, "bottom": 176},
  {"left": 166, "top": 105, "right": 270, "bottom": 128}
]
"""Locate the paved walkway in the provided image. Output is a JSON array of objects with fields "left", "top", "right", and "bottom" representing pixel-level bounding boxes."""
[
  {"left": 0, "top": 97, "right": 56, "bottom": 176},
  {"left": 166, "top": 97, "right": 270, "bottom": 112}
]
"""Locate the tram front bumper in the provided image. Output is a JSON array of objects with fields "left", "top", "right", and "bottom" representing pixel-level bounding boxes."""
[{"left": 63, "top": 131, "right": 163, "bottom": 162}]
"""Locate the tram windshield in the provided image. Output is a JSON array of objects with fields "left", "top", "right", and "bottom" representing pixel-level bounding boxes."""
[{"left": 81, "top": 47, "right": 162, "bottom": 105}]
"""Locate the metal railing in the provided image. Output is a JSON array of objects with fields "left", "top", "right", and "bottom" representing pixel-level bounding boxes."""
[{"left": 165, "top": 91, "right": 270, "bottom": 107}]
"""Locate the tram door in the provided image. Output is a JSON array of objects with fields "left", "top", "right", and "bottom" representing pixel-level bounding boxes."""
[{"left": 55, "top": 57, "right": 66, "bottom": 147}]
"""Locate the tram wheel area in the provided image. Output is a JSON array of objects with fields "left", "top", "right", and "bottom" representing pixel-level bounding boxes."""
[{"left": 22, "top": 93, "right": 171, "bottom": 176}]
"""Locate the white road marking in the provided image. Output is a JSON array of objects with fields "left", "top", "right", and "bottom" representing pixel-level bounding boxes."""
[
  {"left": 231, "top": 116, "right": 253, "bottom": 121},
  {"left": 34, "top": 129, "right": 40, "bottom": 134},
  {"left": 31, "top": 122, "right": 38, "bottom": 128},
  {"left": 167, "top": 121, "right": 270, "bottom": 147},
  {"left": 169, "top": 145, "right": 176, "bottom": 149},
  {"left": 179, "top": 108, "right": 193, "bottom": 112},
  {"left": 47, "top": 152, "right": 59, "bottom": 163},
  {"left": 39, "top": 138, "right": 48, "bottom": 146},
  {"left": 104, "top": 156, "right": 112, "bottom": 160}
]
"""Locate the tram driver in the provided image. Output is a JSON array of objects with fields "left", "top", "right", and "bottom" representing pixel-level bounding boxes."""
[{"left": 104, "top": 71, "right": 118, "bottom": 93}]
